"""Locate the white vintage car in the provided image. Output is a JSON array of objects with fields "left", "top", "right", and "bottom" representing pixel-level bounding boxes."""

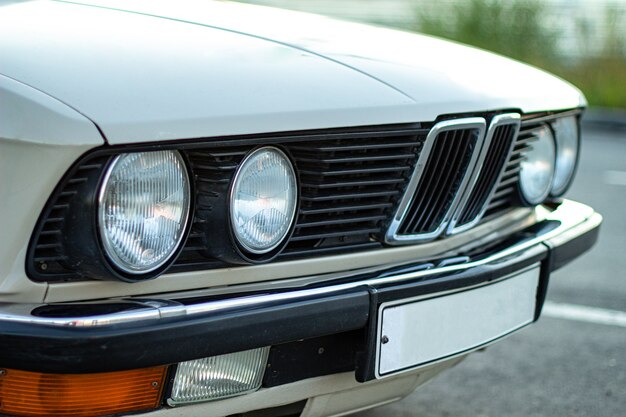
[{"left": 0, "top": 1, "right": 602, "bottom": 416}]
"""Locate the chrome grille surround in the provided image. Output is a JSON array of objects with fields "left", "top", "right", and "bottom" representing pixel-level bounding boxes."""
[{"left": 385, "top": 117, "right": 487, "bottom": 244}]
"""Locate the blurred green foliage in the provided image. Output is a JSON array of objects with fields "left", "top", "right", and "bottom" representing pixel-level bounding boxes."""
[{"left": 416, "top": 0, "right": 626, "bottom": 108}]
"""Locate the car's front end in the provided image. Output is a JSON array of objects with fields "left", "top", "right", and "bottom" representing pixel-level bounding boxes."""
[{"left": 0, "top": 1, "right": 601, "bottom": 416}]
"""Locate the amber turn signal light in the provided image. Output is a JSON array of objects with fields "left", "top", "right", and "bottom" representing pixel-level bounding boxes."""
[{"left": 0, "top": 366, "right": 167, "bottom": 417}]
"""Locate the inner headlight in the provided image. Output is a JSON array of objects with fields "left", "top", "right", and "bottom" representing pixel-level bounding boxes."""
[
  {"left": 230, "top": 147, "right": 298, "bottom": 255},
  {"left": 98, "top": 151, "right": 191, "bottom": 275},
  {"left": 519, "top": 125, "right": 556, "bottom": 205},
  {"left": 551, "top": 116, "right": 579, "bottom": 196}
]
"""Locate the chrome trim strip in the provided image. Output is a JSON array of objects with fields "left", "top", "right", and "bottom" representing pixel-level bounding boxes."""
[
  {"left": 447, "top": 113, "right": 522, "bottom": 235},
  {"left": 385, "top": 117, "right": 487, "bottom": 244},
  {"left": 521, "top": 109, "right": 582, "bottom": 126},
  {"left": 0, "top": 201, "right": 600, "bottom": 329}
]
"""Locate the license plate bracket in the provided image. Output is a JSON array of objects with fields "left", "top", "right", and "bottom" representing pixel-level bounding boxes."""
[{"left": 374, "top": 266, "right": 540, "bottom": 378}]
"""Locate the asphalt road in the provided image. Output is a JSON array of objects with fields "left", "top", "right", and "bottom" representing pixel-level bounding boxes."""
[{"left": 354, "top": 127, "right": 626, "bottom": 417}]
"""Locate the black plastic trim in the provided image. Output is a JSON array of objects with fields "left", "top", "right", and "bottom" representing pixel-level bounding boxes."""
[
  {"left": 0, "top": 290, "right": 369, "bottom": 374},
  {"left": 544, "top": 214, "right": 601, "bottom": 272}
]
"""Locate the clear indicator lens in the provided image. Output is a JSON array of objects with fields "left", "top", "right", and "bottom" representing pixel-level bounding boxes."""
[
  {"left": 169, "top": 348, "right": 270, "bottom": 405},
  {"left": 520, "top": 125, "right": 556, "bottom": 205},
  {"left": 99, "top": 151, "right": 190, "bottom": 274},
  {"left": 552, "top": 116, "right": 579, "bottom": 195},
  {"left": 231, "top": 147, "right": 297, "bottom": 254}
]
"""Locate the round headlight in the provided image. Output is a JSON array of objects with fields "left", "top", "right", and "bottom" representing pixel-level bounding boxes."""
[
  {"left": 519, "top": 125, "right": 556, "bottom": 205},
  {"left": 230, "top": 147, "right": 298, "bottom": 255},
  {"left": 98, "top": 151, "right": 191, "bottom": 275},
  {"left": 551, "top": 116, "right": 579, "bottom": 196}
]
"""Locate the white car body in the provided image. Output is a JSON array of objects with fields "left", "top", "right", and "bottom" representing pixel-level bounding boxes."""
[{"left": 0, "top": 1, "right": 599, "bottom": 417}]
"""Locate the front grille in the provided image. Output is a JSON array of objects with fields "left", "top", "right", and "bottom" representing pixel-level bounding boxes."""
[
  {"left": 397, "top": 127, "right": 479, "bottom": 236},
  {"left": 28, "top": 110, "right": 579, "bottom": 282},
  {"left": 455, "top": 123, "right": 518, "bottom": 227}
]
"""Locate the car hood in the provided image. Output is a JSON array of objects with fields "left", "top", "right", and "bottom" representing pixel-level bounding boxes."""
[{"left": 0, "top": 0, "right": 585, "bottom": 145}]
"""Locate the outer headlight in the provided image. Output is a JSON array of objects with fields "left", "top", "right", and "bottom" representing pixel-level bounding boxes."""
[
  {"left": 551, "top": 116, "right": 579, "bottom": 196},
  {"left": 230, "top": 147, "right": 298, "bottom": 255},
  {"left": 98, "top": 151, "right": 191, "bottom": 274},
  {"left": 519, "top": 125, "right": 556, "bottom": 205}
]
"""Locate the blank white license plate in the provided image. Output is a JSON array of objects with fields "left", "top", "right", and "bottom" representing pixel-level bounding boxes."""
[{"left": 376, "top": 266, "right": 540, "bottom": 377}]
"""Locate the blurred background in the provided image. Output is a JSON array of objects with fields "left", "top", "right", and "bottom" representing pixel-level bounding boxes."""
[
  {"left": 240, "top": 0, "right": 626, "bottom": 110},
  {"left": 233, "top": 2, "right": 626, "bottom": 416}
]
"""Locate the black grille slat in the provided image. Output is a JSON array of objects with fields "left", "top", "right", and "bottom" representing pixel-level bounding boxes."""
[
  {"left": 398, "top": 128, "right": 478, "bottom": 235},
  {"left": 301, "top": 178, "right": 405, "bottom": 189},
  {"left": 290, "top": 141, "right": 423, "bottom": 152},
  {"left": 300, "top": 202, "right": 394, "bottom": 215},
  {"left": 491, "top": 187, "right": 515, "bottom": 200},
  {"left": 295, "top": 152, "right": 416, "bottom": 164},
  {"left": 300, "top": 190, "right": 402, "bottom": 202},
  {"left": 298, "top": 164, "right": 413, "bottom": 177}
]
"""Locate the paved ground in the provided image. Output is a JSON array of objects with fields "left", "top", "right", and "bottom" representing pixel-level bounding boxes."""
[{"left": 354, "top": 127, "right": 626, "bottom": 417}]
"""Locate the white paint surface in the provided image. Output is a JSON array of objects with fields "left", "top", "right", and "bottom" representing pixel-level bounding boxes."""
[{"left": 0, "top": 0, "right": 584, "bottom": 144}]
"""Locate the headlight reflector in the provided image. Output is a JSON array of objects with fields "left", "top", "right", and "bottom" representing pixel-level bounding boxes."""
[
  {"left": 230, "top": 147, "right": 297, "bottom": 255},
  {"left": 551, "top": 116, "right": 579, "bottom": 195},
  {"left": 98, "top": 151, "right": 190, "bottom": 275},
  {"left": 519, "top": 125, "right": 556, "bottom": 205}
]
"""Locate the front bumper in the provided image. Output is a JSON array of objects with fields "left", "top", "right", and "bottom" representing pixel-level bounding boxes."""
[{"left": 0, "top": 200, "right": 601, "bottom": 380}]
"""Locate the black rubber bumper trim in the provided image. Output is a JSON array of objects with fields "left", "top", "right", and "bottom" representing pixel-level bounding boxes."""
[
  {"left": 0, "top": 290, "right": 369, "bottom": 374},
  {"left": 544, "top": 216, "right": 601, "bottom": 271}
]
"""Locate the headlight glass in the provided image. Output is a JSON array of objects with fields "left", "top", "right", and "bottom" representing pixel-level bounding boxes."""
[
  {"left": 230, "top": 147, "right": 298, "bottom": 254},
  {"left": 99, "top": 151, "right": 190, "bottom": 274},
  {"left": 551, "top": 116, "right": 579, "bottom": 195},
  {"left": 519, "top": 125, "right": 556, "bottom": 205}
]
